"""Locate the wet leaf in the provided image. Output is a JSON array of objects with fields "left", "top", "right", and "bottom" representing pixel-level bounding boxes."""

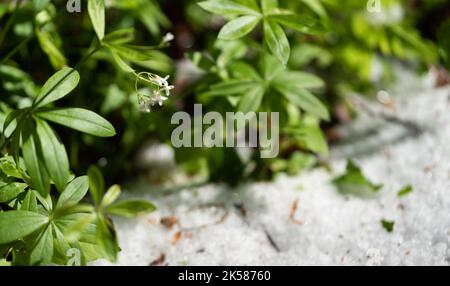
[
  {"left": 397, "top": 185, "right": 413, "bottom": 197},
  {"left": 332, "top": 161, "right": 382, "bottom": 198},
  {"left": 381, "top": 219, "right": 395, "bottom": 233}
]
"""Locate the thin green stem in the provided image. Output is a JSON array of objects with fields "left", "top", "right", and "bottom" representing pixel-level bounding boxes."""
[{"left": 0, "top": 35, "right": 34, "bottom": 65}]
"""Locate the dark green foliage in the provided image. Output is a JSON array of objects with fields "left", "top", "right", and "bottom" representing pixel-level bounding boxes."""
[{"left": 0, "top": 0, "right": 158, "bottom": 265}]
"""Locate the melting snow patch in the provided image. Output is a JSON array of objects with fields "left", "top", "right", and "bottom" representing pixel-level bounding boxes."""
[{"left": 92, "top": 73, "right": 450, "bottom": 266}]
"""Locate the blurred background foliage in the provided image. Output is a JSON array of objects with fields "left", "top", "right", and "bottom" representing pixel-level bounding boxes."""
[{"left": 1, "top": 0, "right": 449, "bottom": 187}]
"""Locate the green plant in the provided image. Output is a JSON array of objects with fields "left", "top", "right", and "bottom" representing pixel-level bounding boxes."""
[
  {"left": 176, "top": 0, "right": 441, "bottom": 183},
  {"left": 0, "top": 0, "right": 159, "bottom": 265},
  {"left": 180, "top": 0, "right": 330, "bottom": 183}
]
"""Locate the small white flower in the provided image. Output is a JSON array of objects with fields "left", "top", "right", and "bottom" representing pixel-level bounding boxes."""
[
  {"left": 139, "top": 99, "right": 151, "bottom": 113},
  {"left": 158, "top": 96, "right": 168, "bottom": 106},
  {"left": 135, "top": 72, "right": 174, "bottom": 112},
  {"left": 150, "top": 89, "right": 169, "bottom": 107},
  {"left": 162, "top": 84, "right": 175, "bottom": 97},
  {"left": 154, "top": 75, "right": 175, "bottom": 96},
  {"left": 154, "top": 75, "right": 168, "bottom": 86},
  {"left": 162, "top": 32, "right": 174, "bottom": 43}
]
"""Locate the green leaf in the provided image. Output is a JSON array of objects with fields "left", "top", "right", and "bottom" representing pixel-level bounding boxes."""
[
  {"left": 397, "top": 185, "right": 413, "bottom": 197},
  {"left": 88, "top": 165, "right": 105, "bottom": 206},
  {"left": 20, "top": 190, "right": 38, "bottom": 212},
  {"left": 390, "top": 25, "right": 437, "bottom": 63},
  {"left": 0, "top": 211, "right": 48, "bottom": 244},
  {"left": 136, "top": 0, "right": 170, "bottom": 36},
  {"left": 53, "top": 204, "right": 95, "bottom": 220},
  {"left": 95, "top": 214, "right": 119, "bottom": 261},
  {"left": 275, "top": 71, "right": 325, "bottom": 89},
  {"left": 218, "top": 15, "right": 261, "bottom": 40},
  {"left": 287, "top": 151, "right": 317, "bottom": 174},
  {"left": 54, "top": 212, "right": 97, "bottom": 244},
  {"left": 261, "top": 53, "right": 284, "bottom": 81},
  {"left": 269, "top": 13, "right": 325, "bottom": 35},
  {"left": 235, "top": 0, "right": 259, "bottom": 11},
  {"left": 10, "top": 122, "right": 23, "bottom": 164},
  {"left": 35, "top": 118, "right": 70, "bottom": 192},
  {"left": 188, "top": 51, "right": 216, "bottom": 71},
  {"left": 229, "top": 62, "right": 262, "bottom": 80},
  {"left": 64, "top": 213, "right": 96, "bottom": 243},
  {"left": 260, "top": 0, "right": 278, "bottom": 14},
  {"left": 2, "top": 110, "right": 22, "bottom": 137},
  {"left": 273, "top": 84, "right": 329, "bottom": 121},
  {"left": 131, "top": 53, "right": 175, "bottom": 77},
  {"left": 216, "top": 40, "right": 248, "bottom": 68},
  {"left": 291, "top": 44, "right": 332, "bottom": 68},
  {"left": 36, "top": 29, "right": 67, "bottom": 69},
  {"left": 381, "top": 219, "right": 395, "bottom": 233},
  {"left": 106, "top": 44, "right": 155, "bottom": 62},
  {"left": 34, "top": 68, "right": 80, "bottom": 108},
  {"left": 88, "top": 0, "right": 105, "bottom": 40},
  {"left": 0, "top": 155, "right": 23, "bottom": 179},
  {"left": 263, "top": 19, "right": 290, "bottom": 65},
  {"left": 204, "top": 80, "right": 256, "bottom": 97},
  {"left": 29, "top": 224, "right": 53, "bottom": 266},
  {"left": 52, "top": 224, "right": 74, "bottom": 265},
  {"left": 56, "top": 176, "right": 89, "bottom": 209},
  {"left": 106, "top": 200, "right": 156, "bottom": 218},
  {"left": 237, "top": 85, "right": 265, "bottom": 112},
  {"left": 37, "top": 108, "right": 116, "bottom": 137},
  {"left": 286, "top": 124, "right": 328, "bottom": 155},
  {"left": 332, "top": 161, "right": 382, "bottom": 198},
  {"left": 54, "top": 226, "right": 88, "bottom": 266},
  {"left": 103, "top": 28, "right": 135, "bottom": 45},
  {"left": 34, "top": 191, "right": 53, "bottom": 213},
  {"left": 0, "top": 182, "right": 27, "bottom": 203},
  {"left": 79, "top": 242, "right": 104, "bottom": 263},
  {"left": 101, "top": 85, "right": 127, "bottom": 115},
  {"left": 100, "top": 185, "right": 121, "bottom": 208},
  {"left": 22, "top": 123, "right": 51, "bottom": 196},
  {"left": 198, "top": 0, "right": 259, "bottom": 16},
  {"left": 110, "top": 51, "right": 135, "bottom": 73},
  {"left": 300, "top": 0, "right": 327, "bottom": 18}
]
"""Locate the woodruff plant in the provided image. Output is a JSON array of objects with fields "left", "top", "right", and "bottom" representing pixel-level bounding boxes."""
[
  {"left": 181, "top": 0, "right": 440, "bottom": 182},
  {"left": 183, "top": 0, "right": 330, "bottom": 181},
  {"left": 1, "top": 0, "right": 445, "bottom": 265},
  {"left": 0, "top": 0, "right": 161, "bottom": 266}
]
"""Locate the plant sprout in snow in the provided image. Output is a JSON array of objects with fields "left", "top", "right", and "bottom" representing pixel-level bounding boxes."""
[{"left": 162, "top": 32, "right": 174, "bottom": 44}]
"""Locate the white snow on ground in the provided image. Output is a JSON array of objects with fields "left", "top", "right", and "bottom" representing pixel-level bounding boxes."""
[{"left": 92, "top": 70, "right": 450, "bottom": 266}]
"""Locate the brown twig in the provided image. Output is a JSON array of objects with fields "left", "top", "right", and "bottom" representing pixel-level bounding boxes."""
[
  {"left": 149, "top": 253, "right": 166, "bottom": 266},
  {"left": 289, "top": 199, "right": 302, "bottom": 225}
]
